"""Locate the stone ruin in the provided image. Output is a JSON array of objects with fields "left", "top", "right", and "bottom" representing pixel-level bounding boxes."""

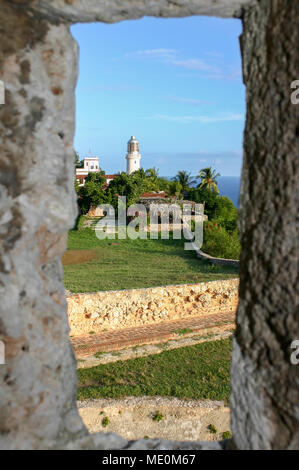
[{"left": 0, "top": 0, "right": 298, "bottom": 450}]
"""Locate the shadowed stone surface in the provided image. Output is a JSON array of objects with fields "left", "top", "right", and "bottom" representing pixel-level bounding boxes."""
[
  {"left": 37, "top": 0, "right": 252, "bottom": 22},
  {"left": 230, "top": 0, "right": 299, "bottom": 450},
  {"left": 0, "top": 4, "right": 82, "bottom": 450},
  {"left": 0, "top": 0, "right": 298, "bottom": 450}
]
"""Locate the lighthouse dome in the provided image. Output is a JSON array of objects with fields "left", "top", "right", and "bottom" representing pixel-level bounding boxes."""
[{"left": 127, "top": 136, "right": 139, "bottom": 153}]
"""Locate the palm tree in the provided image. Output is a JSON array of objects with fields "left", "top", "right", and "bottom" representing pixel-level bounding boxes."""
[
  {"left": 172, "top": 171, "right": 196, "bottom": 193},
  {"left": 145, "top": 167, "right": 159, "bottom": 179},
  {"left": 197, "top": 167, "right": 220, "bottom": 193},
  {"left": 133, "top": 168, "right": 147, "bottom": 179}
]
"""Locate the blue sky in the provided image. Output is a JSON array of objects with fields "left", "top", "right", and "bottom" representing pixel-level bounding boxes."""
[{"left": 71, "top": 16, "right": 245, "bottom": 177}]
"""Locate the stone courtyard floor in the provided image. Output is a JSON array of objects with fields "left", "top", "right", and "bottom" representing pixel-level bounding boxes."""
[
  {"left": 78, "top": 396, "right": 231, "bottom": 442},
  {"left": 71, "top": 311, "right": 235, "bottom": 366}
]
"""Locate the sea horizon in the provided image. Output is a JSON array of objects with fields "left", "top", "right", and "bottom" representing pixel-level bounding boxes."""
[{"left": 164, "top": 175, "right": 241, "bottom": 208}]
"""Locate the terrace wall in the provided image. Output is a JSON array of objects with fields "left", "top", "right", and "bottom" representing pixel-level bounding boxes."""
[{"left": 67, "top": 279, "right": 239, "bottom": 336}]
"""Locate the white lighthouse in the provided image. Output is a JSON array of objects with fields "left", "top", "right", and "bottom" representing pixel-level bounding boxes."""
[{"left": 126, "top": 136, "right": 141, "bottom": 175}]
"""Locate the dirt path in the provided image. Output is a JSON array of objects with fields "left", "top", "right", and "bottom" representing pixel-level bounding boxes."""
[
  {"left": 62, "top": 249, "right": 97, "bottom": 265},
  {"left": 78, "top": 396, "right": 231, "bottom": 442}
]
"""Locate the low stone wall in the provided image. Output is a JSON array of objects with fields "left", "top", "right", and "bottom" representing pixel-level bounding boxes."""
[
  {"left": 67, "top": 279, "right": 239, "bottom": 336},
  {"left": 196, "top": 250, "right": 240, "bottom": 268},
  {"left": 87, "top": 205, "right": 105, "bottom": 217},
  {"left": 184, "top": 224, "right": 240, "bottom": 268}
]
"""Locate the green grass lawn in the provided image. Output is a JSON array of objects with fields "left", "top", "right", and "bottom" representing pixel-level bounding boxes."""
[
  {"left": 77, "top": 338, "right": 232, "bottom": 403},
  {"left": 63, "top": 227, "right": 238, "bottom": 292}
]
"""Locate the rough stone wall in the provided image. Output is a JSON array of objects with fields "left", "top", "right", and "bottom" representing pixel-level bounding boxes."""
[
  {"left": 0, "top": 3, "right": 86, "bottom": 449},
  {"left": 0, "top": 0, "right": 297, "bottom": 451},
  {"left": 87, "top": 206, "right": 104, "bottom": 217},
  {"left": 67, "top": 279, "right": 239, "bottom": 336},
  {"left": 36, "top": 0, "right": 252, "bottom": 22},
  {"left": 230, "top": 0, "right": 299, "bottom": 450}
]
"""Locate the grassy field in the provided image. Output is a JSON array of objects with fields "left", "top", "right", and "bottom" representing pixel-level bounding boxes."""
[
  {"left": 63, "top": 227, "right": 238, "bottom": 293},
  {"left": 77, "top": 338, "right": 232, "bottom": 403}
]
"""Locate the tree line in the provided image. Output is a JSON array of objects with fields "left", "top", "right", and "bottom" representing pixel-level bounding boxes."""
[
  {"left": 76, "top": 166, "right": 237, "bottom": 232},
  {"left": 75, "top": 163, "right": 240, "bottom": 259}
]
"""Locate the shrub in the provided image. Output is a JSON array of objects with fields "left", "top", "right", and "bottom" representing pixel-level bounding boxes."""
[
  {"left": 208, "top": 424, "right": 217, "bottom": 434},
  {"left": 102, "top": 416, "right": 109, "bottom": 427},
  {"left": 201, "top": 221, "right": 241, "bottom": 260},
  {"left": 152, "top": 411, "right": 164, "bottom": 422},
  {"left": 95, "top": 351, "right": 104, "bottom": 358},
  {"left": 214, "top": 196, "right": 238, "bottom": 233},
  {"left": 174, "top": 328, "right": 193, "bottom": 336},
  {"left": 222, "top": 431, "right": 232, "bottom": 440}
]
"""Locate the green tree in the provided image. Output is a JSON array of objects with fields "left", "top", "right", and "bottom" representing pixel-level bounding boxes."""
[
  {"left": 84, "top": 171, "right": 106, "bottom": 186},
  {"left": 201, "top": 221, "right": 241, "bottom": 260},
  {"left": 78, "top": 171, "right": 107, "bottom": 214},
  {"left": 145, "top": 167, "right": 159, "bottom": 179},
  {"left": 173, "top": 171, "right": 196, "bottom": 194},
  {"left": 75, "top": 150, "right": 83, "bottom": 168},
  {"left": 214, "top": 196, "right": 238, "bottom": 232},
  {"left": 186, "top": 186, "right": 218, "bottom": 219},
  {"left": 106, "top": 172, "right": 145, "bottom": 209},
  {"left": 133, "top": 168, "right": 147, "bottom": 180},
  {"left": 74, "top": 178, "right": 80, "bottom": 194},
  {"left": 168, "top": 180, "right": 183, "bottom": 198},
  {"left": 197, "top": 167, "right": 220, "bottom": 193},
  {"left": 106, "top": 169, "right": 172, "bottom": 208}
]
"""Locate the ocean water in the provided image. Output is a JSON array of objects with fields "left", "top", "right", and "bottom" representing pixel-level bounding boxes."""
[
  {"left": 216, "top": 176, "right": 241, "bottom": 208},
  {"left": 166, "top": 176, "right": 241, "bottom": 208}
]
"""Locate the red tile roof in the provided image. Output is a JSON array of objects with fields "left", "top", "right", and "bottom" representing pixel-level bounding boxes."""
[
  {"left": 140, "top": 192, "right": 167, "bottom": 198},
  {"left": 75, "top": 173, "right": 88, "bottom": 179},
  {"left": 105, "top": 174, "right": 117, "bottom": 179}
]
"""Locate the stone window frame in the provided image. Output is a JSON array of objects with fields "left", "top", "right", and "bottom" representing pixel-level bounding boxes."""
[{"left": 0, "top": 0, "right": 297, "bottom": 450}]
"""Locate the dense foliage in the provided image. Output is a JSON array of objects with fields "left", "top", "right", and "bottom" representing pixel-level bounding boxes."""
[
  {"left": 77, "top": 171, "right": 107, "bottom": 214},
  {"left": 76, "top": 167, "right": 173, "bottom": 214},
  {"left": 74, "top": 163, "right": 240, "bottom": 259},
  {"left": 201, "top": 221, "right": 241, "bottom": 260}
]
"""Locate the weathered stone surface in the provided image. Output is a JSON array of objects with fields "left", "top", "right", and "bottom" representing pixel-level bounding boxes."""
[
  {"left": 78, "top": 397, "right": 231, "bottom": 442},
  {"left": 36, "top": 0, "right": 253, "bottom": 23},
  {"left": 230, "top": 0, "right": 299, "bottom": 450},
  {"left": 0, "top": 2, "right": 84, "bottom": 450},
  {"left": 67, "top": 279, "right": 239, "bottom": 336}
]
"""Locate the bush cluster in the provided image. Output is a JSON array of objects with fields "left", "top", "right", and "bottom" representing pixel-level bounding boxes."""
[{"left": 201, "top": 221, "right": 241, "bottom": 260}]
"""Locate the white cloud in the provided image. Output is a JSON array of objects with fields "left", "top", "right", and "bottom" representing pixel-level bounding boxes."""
[
  {"left": 124, "top": 48, "right": 241, "bottom": 81},
  {"left": 169, "top": 96, "right": 213, "bottom": 106},
  {"left": 171, "top": 58, "right": 219, "bottom": 73},
  {"left": 196, "top": 67, "right": 241, "bottom": 81},
  {"left": 204, "top": 50, "right": 225, "bottom": 58},
  {"left": 125, "top": 49, "right": 176, "bottom": 60},
  {"left": 87, "top": 84, "right": 142, "bottom": 92},
  {"left": 150, "top": 112, "right": 243, "bottom": 124}
]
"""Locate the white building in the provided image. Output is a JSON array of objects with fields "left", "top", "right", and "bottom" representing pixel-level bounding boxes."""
[
  {"left": 126, "top": 136, "right": 141, "bottom": 175},
  {"left": 75, "top": 157, "right": 100, "bottom": 186}
]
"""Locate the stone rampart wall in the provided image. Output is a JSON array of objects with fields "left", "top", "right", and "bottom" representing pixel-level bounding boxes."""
[{"left": 67, "top": 279, "right": 239, "bottom": 336}]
